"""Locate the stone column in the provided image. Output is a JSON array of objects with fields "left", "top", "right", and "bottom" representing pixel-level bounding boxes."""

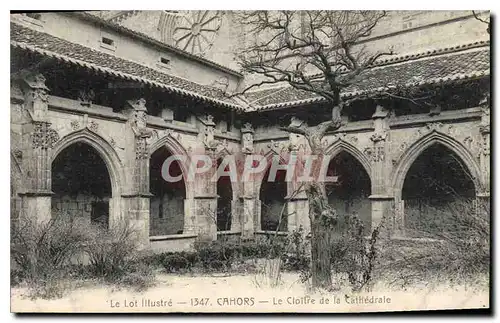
[
  {"left": 477, "top": 95, "right": 491, "bottom": 211},
  {"left": 193, "top": 114, "right": 218, "bottom": 242},
  {"left": 479, "top": 96, "right": 490, "bottom": 196},
  {"left": 122, "top": 98, "right": 153, "bottom": 248},
  {"left": 230, "top": 198, "right": 242, "bottom": 232},
  {"left": 287, "top": 191, "right": 309, "bottom": 234},
  {"left": 240, "top": 123, "right": 258, "bottom": 239},
  {"left": 19, "top": 73, "right": 59, "bottom": 225},
  {"left": 286, "top": 126, "right": 309, "bottom": 234},
  {"left": 366, "top": 104, "right": 394, "bottom": 236}
]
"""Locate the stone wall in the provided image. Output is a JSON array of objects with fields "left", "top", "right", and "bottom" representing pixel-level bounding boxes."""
[
  {"left": 149, "top": 194, "right": 184, "bottom": 236},
  {"left": 51, "top": 194, "right": 109, "bottom": 226}
]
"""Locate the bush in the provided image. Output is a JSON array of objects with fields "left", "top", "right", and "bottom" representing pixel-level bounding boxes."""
[
  {"left": 160, "top": 252, "right": 197, "bottom": 273},
  {"left": 194, "top": 240, "right": 237, "bottom": 271},
  {"left": 11, "top": 214, "right": 89, "bottom": 298},
  {"left": 115, "top": 262, "right": 155, "bottom": 292},
  {"left": 328, "top": 214, "right": 380, "bottom": 291},
  {"left": 281, "top": 226, "right": 310, "bottom": 272},
  {"left": 83, "top": 221, "right": 142, "bottom": 280},
  {"left": 11, "top": 214, "right": 157, "bottom": 297},
  {"left": 145, "top": 237, "right": 298, "bottom": 274},
  {"left": 377, "top": 199, "right": 490, "bottom": 287}
]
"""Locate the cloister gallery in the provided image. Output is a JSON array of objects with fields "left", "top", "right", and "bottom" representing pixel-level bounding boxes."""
[{"left": 10, "top": 11, "right": 490, "bottom": 251}]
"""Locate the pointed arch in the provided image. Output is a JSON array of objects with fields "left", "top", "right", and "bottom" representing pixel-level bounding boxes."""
[
  {"left": 254, "top": 150, "right": 290, "bottom": 200},
  {"left": 258, "top": 150, "right": 289, "bottom": 232},
  {"left": 213, "top": 149, "right": 239, "bottom": 200},
  {"left": 392, "top": 130, "right": 482, "bottom": 198},
  {"left": 324, "top": 139, "right": 372, "bottom": 179},
  {"left": 324, "top": 143, "right": 373, "bottom": 233},
  {"left": 149, "top": 134, "right": 193, "bottom": 197},
  {"left": 51, "top": 128, "right": 124, "bottom": 198}
]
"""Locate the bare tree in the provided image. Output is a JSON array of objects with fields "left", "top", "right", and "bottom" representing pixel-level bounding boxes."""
[
  {"left": 472, "top": 11, "right": 490, "bottom": 34},
  {"left": 235, "top": 10, "right": 393, "bottom": 289}
]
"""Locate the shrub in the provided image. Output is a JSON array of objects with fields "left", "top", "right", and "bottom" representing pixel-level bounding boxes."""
[
  {"left": 11, "top": 214, "right": 89, "bottom": 298},
  {"left": 281, "top": 226, "right": 310, "bottom": 272},
  {"left": 83, "top": 221, "right": 141, "bottom": 280},
  {"left": 160, "top": 252, "right": 197, "bottom": 273},
  {"left": 115, "top": 262, "right": 155, "bottom": 292},
  {"left": 377, "top": 199, "right": 490, "bottom": 287},
  {"left": 328, "top": 214, "right": 380, "bottom": 291},
  {"left": 194, "top": 240, "right": 235, "bottom": 271}
]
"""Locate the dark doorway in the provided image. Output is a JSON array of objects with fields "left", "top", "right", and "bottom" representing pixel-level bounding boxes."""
[
  {"left": 260, "top": 169, "right": 287, "bottom": 232},
  {"left": 51, "top": 142, "right": 112, "bottom": 227},
  {"left": 216, "top": 158, "right": 233, "bottom": 231},
  {"left": 325, "top": 151, "right": 371, "bottom": 234},
  {"left": 402, "top": 143, "right": 476, "bottom": 236},
  {"left": 150, "top": 146, "right": 186, "bottom": 235}
]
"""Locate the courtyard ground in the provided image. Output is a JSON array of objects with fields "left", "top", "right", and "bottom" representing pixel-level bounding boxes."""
[{"left": 11, "top": 272, "right": 489, "bottom": 313}]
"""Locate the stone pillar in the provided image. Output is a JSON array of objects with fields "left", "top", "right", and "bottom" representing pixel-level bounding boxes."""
[
  {"left": 240, "top": 123, "right": 258, "bottom": 239},
  {"left": 193, "top": 114, "right": 218, "bottom": 241},
  {"left": 230, "top": 199, "right": 242, "bottom": 232},
  {"left": 479, "top": 96, "right": 490, "bottom": 195},
  {"left": 123, "top": 98, "right": 153, "bottom": 248},
  {"left": 19, "top": 73, "right": 59, "bottom": 225},
  {"left": 476, "top": 95, "right": 491, "bottom": 213},
  {"left": 287, "top": 193, "right": 309, "bottom": 233},
  {"left": 366, "top": 104, "right": 394, "bottom": 236}
]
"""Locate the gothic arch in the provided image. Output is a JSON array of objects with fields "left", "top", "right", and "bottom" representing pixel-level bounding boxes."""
[
  {"left": 149, "top": 134, "right": 192, "bottom": 198},
  {"left": 324, "top": 139, "right": 372, "bottom": 179},
  {"left": 214, "top": 152, "right": 239, "bottom": 201},
  {"left": 392, "top": 130, "right": 482, "bottom": 198},
  {"left": 254, "top": 150, "right": 290, "bottom": 201},
  {"left": 51, "top": 128, "right": 124, "bottom": 198},
  {"left": 257, "top": 150, "right": 289, "bottom": 232}
]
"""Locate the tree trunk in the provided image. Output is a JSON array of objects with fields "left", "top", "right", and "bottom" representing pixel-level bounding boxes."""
[
  {"left": 306, "top": 181, "right": 335, "bottom": 289},
  {"left": 310, "top": 214, "right": 333, "bottom": 289}
]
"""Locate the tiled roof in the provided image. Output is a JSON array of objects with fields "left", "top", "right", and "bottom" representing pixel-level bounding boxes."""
[
  {"left": 11, "top": 19, "right": 490, "bottom": 114},
  {"left": 246, "top": 42, "right": 490, "bottom": 111},
  {"left": 10, "top": 22, "right": 243, "bottom": 111},
  {"left": 70, "top": 12, "right": 243, "bottom": 78}
]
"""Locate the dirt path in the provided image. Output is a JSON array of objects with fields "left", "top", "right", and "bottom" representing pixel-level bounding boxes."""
[{"left": 11, "top": 273, "right": 489, "bottom": 313}]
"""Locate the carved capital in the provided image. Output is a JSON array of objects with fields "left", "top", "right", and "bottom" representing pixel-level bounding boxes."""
[
  {"left": 22, "top": 73, "right": 49, "bottom": 104},
  {"left": 202, "top": 115, "right": 218, "bottom": 149},
  {"left": 70, "top": 120, "right": 80, "bottom": 131},
  {"left": 242, "top": 131, "right": 254, "bottom": 154},
  {"left": 126, "top": 98, "right": 151, "bottom": 138}
]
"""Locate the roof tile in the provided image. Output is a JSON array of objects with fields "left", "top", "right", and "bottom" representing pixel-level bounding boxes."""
[
  {"left": 10, "top": 22, "right": 242, "bottom": 110},
  {"left": 247, "top": 46, "right": 490, "bottom": 110}
]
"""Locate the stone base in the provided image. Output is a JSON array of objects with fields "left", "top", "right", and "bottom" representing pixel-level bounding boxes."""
[
  {"left": 287, "top": 197, "right": 309, "bottom": 234},
  {"left": 20, "top": 194, "right": 52, "bottom": 225},
  {"left": 122, "top": 195, "right": 151, "bottom": 249},
  {"left": 369, "top": 195, "right": 394, "bottom": 237}
]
